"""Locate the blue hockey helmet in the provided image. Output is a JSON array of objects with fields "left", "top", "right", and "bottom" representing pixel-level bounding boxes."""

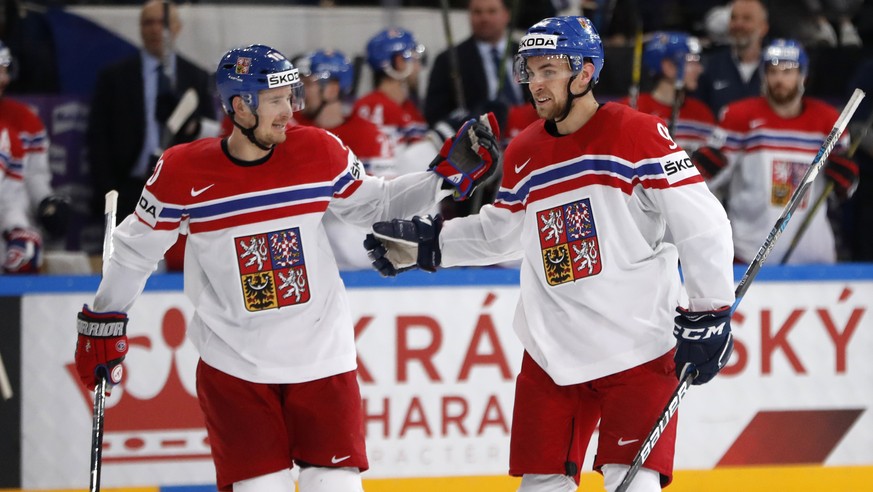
[
  {"left": 514, "top": 16, "right": 604, "bottom": 84},
  {"left": 762, "top": 39, "right": 808, "bottom": 75},
  {"left": 297, "top": 49, "right": 354, "bottom": 95},
  {"left": 642, "top": 31, "right": 701, "bottom": 77},
  {"left": 215, "top": 44, "right": 305, "bottom": 115},
  {"left": 366, "top": 28, "right": 425, "bottom": 78}
]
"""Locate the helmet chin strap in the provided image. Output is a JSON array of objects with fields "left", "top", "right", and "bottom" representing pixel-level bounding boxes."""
[
  {"left": 231, "top": 112, "right": 273, "bottom": 151},
  {"left": 554, "top": 75, "right": 594, "bottom": 123}
]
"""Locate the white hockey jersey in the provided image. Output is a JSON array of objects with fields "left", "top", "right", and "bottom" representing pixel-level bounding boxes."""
[
  {"left": 440, "top": 102, "right": 735, "bottom": 385},
  {"left": 94, "top": 126, "right": 448, "bottom": 384},
  {"left": 707, "top": 97, "right": 848, "bottom": 264}
]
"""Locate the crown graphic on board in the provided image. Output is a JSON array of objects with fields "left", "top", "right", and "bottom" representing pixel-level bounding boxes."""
[{"left": 68, "top": 307, "right": 205, "bottom": 432}]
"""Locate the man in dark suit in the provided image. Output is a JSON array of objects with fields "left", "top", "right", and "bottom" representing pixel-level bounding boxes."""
[
  {"left": 87, "top": 0, "right": 215, "bottom": 219},
  {"left": 425, "top": 0, "right": 522, "bottom": 129}
]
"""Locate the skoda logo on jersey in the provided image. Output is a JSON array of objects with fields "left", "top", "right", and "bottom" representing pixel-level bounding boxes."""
[
  {"left": 519, "top": 34, "right": 559, "bottom": 51},
  {"left": 267, "top": 68, "right": 301, "bottom": 88}
]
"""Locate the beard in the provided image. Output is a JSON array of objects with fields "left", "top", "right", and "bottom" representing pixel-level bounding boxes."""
[{"left": 767, "top": 83, "right": 801, "bottom": 105}]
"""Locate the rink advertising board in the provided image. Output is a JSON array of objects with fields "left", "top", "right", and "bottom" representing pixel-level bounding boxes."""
[{"left": 1, "top": 266, "right": 872, "bottom": 490}]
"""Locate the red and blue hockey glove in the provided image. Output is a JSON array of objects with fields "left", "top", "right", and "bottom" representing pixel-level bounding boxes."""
[
  {"left": 364, "top": 214, "right": 442, "bottom": 277},
  {"left": 429, "top": 112, "right": 501, "bottom": 201},
  {"left": 824, "top": 153, "right": 859, "bottom": 199},
  {"left": 75, "top": 305, "right": 129, "bottom": 395},
  {"left": 2, "top": 228, "right": 42, "bottom": 274},
  {"left": 673, "top": 306, "right": 733, "bottom": 385},
  {"left": 690, "top": 146, "right": 728, "bottom": 180}
]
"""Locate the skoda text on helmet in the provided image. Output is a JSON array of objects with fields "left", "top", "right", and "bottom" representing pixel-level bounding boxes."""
[
  {"left": 216, "top": 44, "right": 305, "bottom": 115},
  {"left": 513, "top": 16, "right": 604, "bottom": 86},
  {"left": 215, "top": 44, "right": 304, "bottom": 150},
  {"left": 298, "top": 49, "right": 354, "bottom": 95},
  {"left": 366, "top": 28, "right": 425, "bottom": 80},
  {"left": 762, "top": 38, "right": 809, "bottom": 76},
  {"left": 642, "top": 31, "right": 701, "bottom": 79}
]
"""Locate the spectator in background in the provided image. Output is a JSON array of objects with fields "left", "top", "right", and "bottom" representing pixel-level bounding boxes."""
[
  {"left": 619, "top": 31, "right": 715, "bottom": 153},
  {"left": 694, "top": 0, "right": 768, "bottom": 116},
  {"left": 691, "top": 39, "right": 859, "bottom": 265},
  {"left": 0, "top": 40, "right": 71, "bottom": 247},
  {"left": 425, "top": 0, "right": 522, "bottom": 129},
  {"left": 86, "top": 0, "right": 215, "bottom": 220},
  {"left": 768, "top": 0, "right": 863, "bottom": 48}
]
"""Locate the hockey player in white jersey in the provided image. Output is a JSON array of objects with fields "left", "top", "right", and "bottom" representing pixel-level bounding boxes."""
[
  {"left": 691, "top": 38, "right": 859, "bottom": 264},
  {"left": 365, "top": 17, "right": 735, "bottom": 492},
  {"left": 72, "top": 44, "right": 500, "bottom": 492}
]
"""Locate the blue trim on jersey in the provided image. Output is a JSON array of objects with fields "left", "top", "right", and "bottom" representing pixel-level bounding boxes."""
[
  {"left": 158, "top": 185, "right": 335, "bottom": 220},
  {"left": 744, "top": 132, "right": 823, "bottom": 148},
  {"left": 498, "top": 156, "right": 666, "bottom": 205},
  {"left": 2, "top": 264, "right": 872, "bottom": 295},
  {"left": 333, "top": 170, "right": 357, "bottom": 195}
]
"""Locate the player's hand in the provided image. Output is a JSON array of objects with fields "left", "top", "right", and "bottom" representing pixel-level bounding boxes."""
[
  {"left": 824, "top": 153, "right": 859, "bottom": 199},
  {"left": 364, "top": 214, "right": 442, "bottom": 277},
  {"left": 429, "top": 112, "right": 501, "bottom": 201},
  {"left": 2, "top": 228, "right": 42, "bottom": 273},
  {"left": 37, "top": 194, "right": 73, "bottom": 238},
  {"left": 75, "top": 305, "right": 129, "bottom": 395},
  {"left": 690, "top": 146, "right": 727, "bottom": 180},
  {"left": 673, "top": 306, "right": 733, "bottom": 385}
]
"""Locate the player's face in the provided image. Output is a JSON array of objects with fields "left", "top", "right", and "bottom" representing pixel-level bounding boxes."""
[
  {"left": 729, "top": 0, "right": 768, "bottom": 51},
  {"left": 469, "top": 0, "right": 510, "bottom": 44},
  {"left": 139, "top": 1, "right": 181, "bottom": 58},
  {"left": 254, "top": 86, "right": 294, "bottom": 144},
  {"left": 301, "top": 75, "right": 323, "bottom": 116},
  {"left": 683, "top": 58, "right": 703, "bottom": 91},
  {"left": 524, "top": 55, "right": 575, "bottom": 120},
  {"left": 0, "top": 66, "right": 9, "bottom": 96},
  {"left": 765, "top": 64, "right": 802, "bottom": 105}
]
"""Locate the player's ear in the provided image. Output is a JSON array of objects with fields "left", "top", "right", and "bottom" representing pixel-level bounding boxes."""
[
  {"left": 231, "top": 95, "right": 251, "bottom": 117},
  {"left": 572, "top": 62, "right": 596, "bottom": 92}
]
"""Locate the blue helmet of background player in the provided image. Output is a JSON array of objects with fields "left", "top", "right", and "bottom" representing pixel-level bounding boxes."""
[
  {"left": 366, "top": 28, "right": 425, "bottom": 80},
  {"left": 762, "top": 38, "right": 809, "bottom": 76},
  {"left": 215, "top": 44, "right": 305, "bottom": 115},
  {"left": 297, "top": 49, "right": 354, "bottom": 95},
  {"left": 513, "top": 16, "right": 604, "bottom": 85},
  {"left": 643, "top": 31, "right": 701, "bottom": 79}
]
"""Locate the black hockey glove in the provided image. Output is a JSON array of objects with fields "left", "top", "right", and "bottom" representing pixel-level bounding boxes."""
[
  {"left": 824, "top": 152, "right": 859, "bottom": 199},
  {"left": 690, "top": 146, "right": 728, "bottom": 180},
  {"left": 37, "top": 194, "right": 72, "bottom": 238},
  {"left": 364, "top": 214, "right": 442, "bottom": 277},
  {"left": 673, "top": 306, "right": 733, "bottom": 385},
  {"left": 429, "top": 112, "right": 501, "bottom": 201}
]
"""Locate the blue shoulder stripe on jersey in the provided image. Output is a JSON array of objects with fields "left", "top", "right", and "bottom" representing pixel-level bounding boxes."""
[
  {"left": 496, "top": 156, "right": 667, "bottom": 205},
  {"left": 744, "top": 131, "right": 824, "bottom": 149},
  {"left": 333, "top": 170, "right": 358, "bottom": 195},
  {"left": 158, "top": 184, "right": 334, "bottom": 220}
]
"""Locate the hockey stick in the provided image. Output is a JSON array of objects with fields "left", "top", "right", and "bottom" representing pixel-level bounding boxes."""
[
  {"left": 165, "top": 87, "right": 199, "bottom": 137},
  {"left": 780, "top": 105, "right": 873, "bottom": 264},
  {"left": 0, "top": 351, "right": 12, "bottom": 400},
  {"left": 627, "top": 1, "right": 643, "bottom": 110},
  {"left": 90, "top": 190, "right": 118, "bottom": 492},
  {"left": 615, "top": 88, "right": 865, "bottom": 492},
  {"left": 439, "top": 0, "right": 467, "bottom": 112}
]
